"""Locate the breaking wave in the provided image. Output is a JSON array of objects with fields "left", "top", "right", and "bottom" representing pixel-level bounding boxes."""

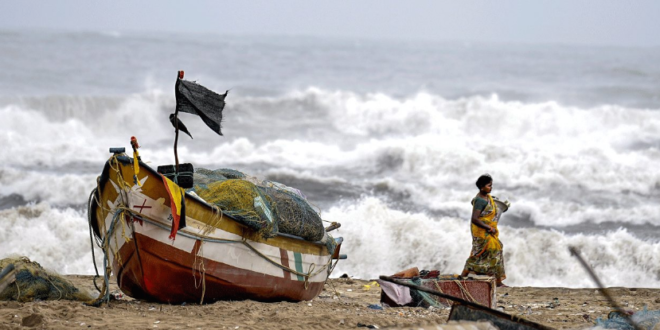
[
  {"left": 0, "top": 88, "right": 658, "bottom": 288},
  {"left": 330, "top": 197, "right": 660, "bottom": 288}
]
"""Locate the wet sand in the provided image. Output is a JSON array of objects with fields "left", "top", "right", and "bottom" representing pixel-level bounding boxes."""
[{"left": 1, "top": 275, "right": 659, "bottom": 330}]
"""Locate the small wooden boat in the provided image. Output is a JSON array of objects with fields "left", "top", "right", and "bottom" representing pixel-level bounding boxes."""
[{"left": 88, "top": 151, "right": 343, "bottom": 304}]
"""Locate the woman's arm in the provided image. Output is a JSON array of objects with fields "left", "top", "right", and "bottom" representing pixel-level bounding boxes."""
[{"left": 471, "top": 209, "right": 496, "bottom": 234}]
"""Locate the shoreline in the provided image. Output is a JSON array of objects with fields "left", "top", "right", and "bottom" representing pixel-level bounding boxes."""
[{"left": 1, "top": 276, "right": 659, "bottom": 329}]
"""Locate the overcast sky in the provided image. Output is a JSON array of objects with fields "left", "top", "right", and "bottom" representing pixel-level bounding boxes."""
[{"left": 1, "top": 0, "right": 658, "bottom": 47}]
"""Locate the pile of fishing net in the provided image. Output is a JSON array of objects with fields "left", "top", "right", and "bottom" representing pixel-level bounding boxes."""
[
  {"left": 0, "top": 257, "right": 92, "bottom": 302},
  {"left": 190, "top": 168, "right": 327, "bottom": 243}
]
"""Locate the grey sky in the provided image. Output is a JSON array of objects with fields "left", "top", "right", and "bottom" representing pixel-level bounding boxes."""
[{"left": 1, "top": 0, "right": 658, "bottom": 47}]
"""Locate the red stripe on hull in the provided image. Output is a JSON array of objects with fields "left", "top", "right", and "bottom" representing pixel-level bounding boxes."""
[
  {"left": 190, "top": 239, "right": 202, "bottom": 256},
  {"left": 280, "top": 248, "right": 290, "bottom": 279},
  {"left": 115, "top": 233, "right": 324, "bottom": 304}
]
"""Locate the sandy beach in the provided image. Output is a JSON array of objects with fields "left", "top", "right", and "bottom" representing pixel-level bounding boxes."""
[{"left": 1, "top": 275, "right": 659, "bottom": 330}]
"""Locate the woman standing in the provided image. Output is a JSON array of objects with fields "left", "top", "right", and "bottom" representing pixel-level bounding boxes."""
[{"left": 461, "top": 174, "right": 507, "bottom": 287}]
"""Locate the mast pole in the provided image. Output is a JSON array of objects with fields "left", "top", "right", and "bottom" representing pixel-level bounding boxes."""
[{"left": 174, "top": 70, "right": 184, "bottom": 175}]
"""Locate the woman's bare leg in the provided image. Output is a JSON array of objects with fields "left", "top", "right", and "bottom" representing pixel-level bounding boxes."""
[{"left": 496, "top": 280, "right": 508, "bottom": 287}]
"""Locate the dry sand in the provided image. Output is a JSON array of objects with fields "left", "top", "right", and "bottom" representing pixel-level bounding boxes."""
[{"left": 1, "top": 275, "right": 659, "bottom": 330}]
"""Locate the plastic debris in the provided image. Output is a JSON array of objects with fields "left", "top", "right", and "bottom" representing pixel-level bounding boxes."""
[
  {"left": 363, "top": 281, "right": 380, "bottom": 291},
  {"left": 596, "top": 307, "right": 660, "bottom": 330}
]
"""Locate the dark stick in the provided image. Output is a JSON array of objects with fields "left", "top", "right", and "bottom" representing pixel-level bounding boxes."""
[
  {"left": 568, "top": 246, "right": 642, "bottom": 330},
  {"left": 379, "top": 276, "right": 553, "bottom": 329},
  {"left": 379, "top": 275, "right": 488, "bottom": 309},
  {"left": 173, "top": 70, "right": 184, "bottom": 176},
  {"left": 174, "top": 109, "right": 180, "bottom": 175}
]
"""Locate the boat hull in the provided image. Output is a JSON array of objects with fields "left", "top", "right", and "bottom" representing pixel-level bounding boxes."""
[{"left": 92, "top": 155, "right": 336, "bottom": 303}]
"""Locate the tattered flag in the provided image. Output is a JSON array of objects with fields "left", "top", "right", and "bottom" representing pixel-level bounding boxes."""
[{"left": 175, "top": 77, "right": 228, "bottom": 136}]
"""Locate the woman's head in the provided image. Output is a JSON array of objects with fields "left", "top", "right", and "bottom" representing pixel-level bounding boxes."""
[{"left": 476, "top": 174, "right": 493, "bottom": 193}]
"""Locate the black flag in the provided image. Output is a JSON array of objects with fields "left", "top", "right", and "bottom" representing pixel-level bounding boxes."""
[{"left": 175, "top": 77, "right": 228, "bottom": 136}]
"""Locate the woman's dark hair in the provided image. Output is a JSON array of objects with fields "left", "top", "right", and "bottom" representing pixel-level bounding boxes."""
[{"left": 476, "top": 174, "right": 493, "bottom": 189}]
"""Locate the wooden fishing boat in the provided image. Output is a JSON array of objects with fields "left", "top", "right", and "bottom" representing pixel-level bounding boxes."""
[{"left": 88, "top": 151, "right": 343, "bottom": 304}]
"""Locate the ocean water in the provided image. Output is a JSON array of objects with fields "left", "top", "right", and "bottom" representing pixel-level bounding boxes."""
[{"left": 1, "top": 30, "right": 659, "bottom": 288}]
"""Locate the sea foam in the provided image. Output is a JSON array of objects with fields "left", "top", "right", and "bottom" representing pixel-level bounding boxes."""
[
  {"left": 0, "top": 88, "right": 658, "bottom": 288},
  {"left": 329, "top": 197, "right": 660, "bottom": 288}
]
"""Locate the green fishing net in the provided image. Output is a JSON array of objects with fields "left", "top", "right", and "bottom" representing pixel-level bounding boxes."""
[
  {"left": 189, "top": 168, "right": 329, "bottom": 245},
  {"left": 194, "top": 178, "right": 279, "bottom": 238},
  {"left": 261, "top": 186, "right": 324, "bottom": 241},
  {"left": 0, "top": 257, "right": 92, "bottom": 302}
]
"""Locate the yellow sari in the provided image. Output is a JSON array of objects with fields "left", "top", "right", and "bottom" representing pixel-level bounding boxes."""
[{"left": 463, "top": 194, "right": 506, "bottom": 281}]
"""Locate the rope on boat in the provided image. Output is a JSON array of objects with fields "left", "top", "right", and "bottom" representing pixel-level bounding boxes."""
[
  {"left": 87, "top": 187, "right": 102, "bottom": 292},
  {"left": 85, "top": 208, "right": 125, "bottom": 307},
  {"left": 192, "top": 239, "right": 208, "bottom": 305},
  {"left": 194, "top": 205, "right": 223, "bottom": 304},
  {"left": 454, "top": 280, "right": 479, "bottom": 304},
  {"left": 85, "top": 155, "right": 135, "bottom": 306}
]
